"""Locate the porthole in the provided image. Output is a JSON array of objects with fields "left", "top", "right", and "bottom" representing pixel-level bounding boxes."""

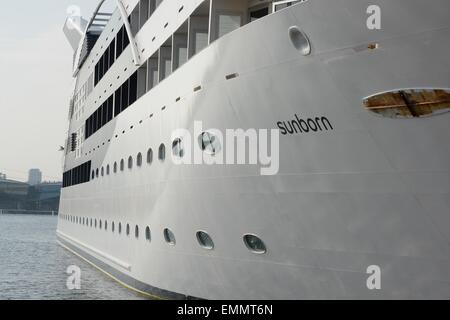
[
  {"left": 147, "top": 148, "right": 153, "bottom": 164},
  {"left": 145, "top": 227, "right": 151, "bottom": 242},
  {"left": 120, "top": 159, "right": 125, "bottom": 171},
  {"left": 172, "top": 138, "right": 184, "bottom": 158},
  {"left": 164, "top": 228, "right": 176, "bottom": 245},
  {"left": 196, "top": 231, "right": 214, "bottom": 250},
  {"left": 288, "top": 26, "right": 311, "bottom": 56},
  {"left": 118, "top": 223, "right": 122, "bottom": 234},
  {"left": 243, "top": 234, "right": 267, "bottom": 254},
  {"left": 198, "top": 132, "right": 221, "bottom": 155},
  {"left": 135, "top": 225, "right": 139, "bottom": 239},
  {"left": 128, "top": 156, "right": 133, "bottom": 169},
  {"left": 126, "top": 224, "right": 130, "bottom": 236},
  {"left": 158, "top": 144, "right": 166, "bottom": 162},
  {"left": 137, "top": 153, "right": 143, "bottom": 167},
  {"left": 114, "top": 162, "right": 118, "bottom": 173}
]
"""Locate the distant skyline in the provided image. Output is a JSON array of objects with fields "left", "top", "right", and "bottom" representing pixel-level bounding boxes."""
[{"left": 0, "top": 1, "right": 116, "bottom": 182}]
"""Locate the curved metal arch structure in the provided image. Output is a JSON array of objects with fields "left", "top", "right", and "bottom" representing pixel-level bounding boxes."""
[{"left": 73, "top": 0, "right": 141, "bottom": 76}]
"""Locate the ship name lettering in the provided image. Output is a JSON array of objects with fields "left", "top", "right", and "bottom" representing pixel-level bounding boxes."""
[{"left": 277, "top": 115, "right": 334, "bottom": 136}]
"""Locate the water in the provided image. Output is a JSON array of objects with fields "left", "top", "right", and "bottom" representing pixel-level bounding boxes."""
[{"left": 0, "top": 214, "right": 145, "bottom": 300}]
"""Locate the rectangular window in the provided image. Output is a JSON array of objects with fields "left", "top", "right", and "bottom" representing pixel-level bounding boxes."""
[
  {"left": 122, "top": 26, "right": 130, "bottom": 51},
  {"left": 103, "top": 48, "right": 109, "bottom": 75},
  {"left": 159, "top": 46, "right": 172, "bottom": 81},
  {"left": 129, "top": 71, "right": 138, "bottom": 106},
  {"left": 137, "top": 61, "right": 148, "bottom": 99},
  {"left": 189, "top": 16, "right": 209, "bottom": 58},
  {"left": 62, "top": 161, "right": 92, "bottom": 188},
  {"left": 109, "top": 41, "right": 115, "bottom": 67},
  {"left": 89, "top": 115, "right": 94, "bottom": 137},
  {"left": 173, "top": 26, "right": 188, "bottom": 72},
  {"left": 131, "top": 4, "right": 140, "bottom": 36},
  {"left": 147, "top": 54, "right": 159, "bottom": 91},
  {"left": 96, "top": 108, "right": 102, "bottom": 132},
  {"left": 116, "top": 27, "right": 123, "bottom": 59},
  {"left": 99, "top": 55, "right": 104, "bottom": 82},
  {"left": 94, "top": 64, "right": 99, "bottom": 86},
  {"left": 114, "top": 88, "right": 122, "bottom": 116},
  {"left": 107, "top": 95, "right": 114, "bottom": 121},
  {"left": 250, "top": 7, "right": 269, "bottom": 22},
  {"left": 85, "top": 118, "right": 90, "bottom": 139},
  {"left": 121, "top": 79, "right": 129, "bottom": 112},
  {"left": 102, "top": 102, "right": 108, "bottom": 126},
  {"left": 139, "top": 0, "right": 150, "bottom": 29},
  {"left": 93, "top": 110, "right": 98, "bottom": 133},
  {"left": 217, "top": 14, "right": 242, "bottom": 39}
]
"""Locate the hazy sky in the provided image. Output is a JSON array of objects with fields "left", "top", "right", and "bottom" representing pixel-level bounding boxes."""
[{"left": 0, "top": 1, "right": 116, "bottom": 182}]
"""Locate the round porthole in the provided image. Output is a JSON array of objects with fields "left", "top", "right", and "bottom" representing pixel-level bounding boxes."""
[
  {"left": 145, "top": 227, "right": 151, "bottom": 242},
  {"left": 147, "top": 148, "right": 153, "bottom": 164},
  {"left": 196, "top": 231, "right": 214, "bottom": 250},
  {"left": 158, "top": 144, "right": 166, "bottom": 162},
  {"left": 164, "top": 228, "right": 176, "bottom": 245},
  {"left": 243, "top": 234, "right": 267, "bottom": 254},
  {"left": 198, "top": 132, "right": 221, "bottom": 155},
  {"left": 137, "top": 153, "right": 143, "bottom": 167},
  {"left": 172, "top": 138, "right": 184, "bottom": 158},
  {"left": 288, "top": 26, "right": 311, "bottom": 56}
]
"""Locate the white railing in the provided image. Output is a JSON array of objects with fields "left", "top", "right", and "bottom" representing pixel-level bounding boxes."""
[{"left": 272, "top": 0, "right": 307, "bottom": 12}]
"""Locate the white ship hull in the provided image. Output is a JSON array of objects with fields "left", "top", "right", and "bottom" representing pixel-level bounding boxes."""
[{"left": 58, "top": 0, "right": 450, "bottom": 299}]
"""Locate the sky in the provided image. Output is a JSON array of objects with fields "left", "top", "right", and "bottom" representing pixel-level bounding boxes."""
[{"left": 0, "top": 1, "right": 115, "bottom": 182}]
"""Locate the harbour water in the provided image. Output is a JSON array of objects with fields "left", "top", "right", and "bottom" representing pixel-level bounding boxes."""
[{"left": 0, "top": 214, "right": 145, "bottom": 300}]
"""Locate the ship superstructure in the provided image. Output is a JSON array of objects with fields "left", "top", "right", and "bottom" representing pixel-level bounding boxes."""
[{"left": 58, "top": 0, "right": 450, "bottom": 299}]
